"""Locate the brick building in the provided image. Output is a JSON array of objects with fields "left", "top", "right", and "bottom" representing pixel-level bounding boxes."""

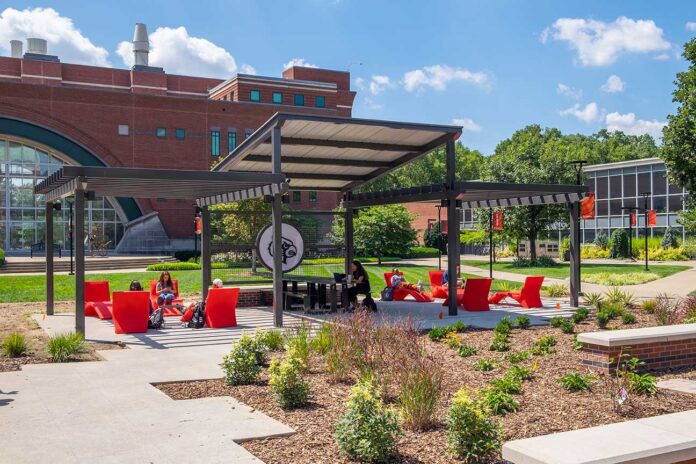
[{"left": 0, "top": 27, "right": 355, "bottom": 254}]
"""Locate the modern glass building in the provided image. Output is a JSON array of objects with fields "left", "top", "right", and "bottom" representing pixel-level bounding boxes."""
[{"left": 1, "top": 136, "right": 126, "bottom": 253}]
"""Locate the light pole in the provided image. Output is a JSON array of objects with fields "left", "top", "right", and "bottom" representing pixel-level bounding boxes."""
[
  {"left": 640, "top": 192, "right": 650, "bottom": 272},
  {"left": 621, "top": 206, "right": 638, "bottom": 261},
  {"left": 569, "top": 160, "right": 587, "bottom": 295}
]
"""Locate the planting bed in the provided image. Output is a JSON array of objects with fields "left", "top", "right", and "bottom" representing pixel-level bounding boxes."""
[{"left": 158, "top": 305, "right": 696, "bottom": 464}]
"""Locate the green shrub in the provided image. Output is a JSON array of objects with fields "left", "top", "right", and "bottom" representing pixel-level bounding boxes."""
[
  {"left": 428, "top": 322, "right": 467, "bottom": 341},
  {"left": 398, "top": 357, "right": 443, "bottom": 431},
  {"left": 641, "top": 299, "right": 657, "bottom": 313},
  {"left": 509, "top": 365, "right": 534, "bottom": 381},
  {"left": 530, "top": 336, "right": 556, "bottom": 356},
  {"left": 600, "top": 301, "right": 625, "bottom": 319},
  {"left": 173, "top": 250, "right": 198, "bottom": 262},
  {"left": 0, "top": 247, "right": 5, "bottom": 265},
  {"left": 446, "top": 389, "right": 502, "bottom": 463},
  {"left": 515, "top": 314, "right": 530, "bottom": 329},
  {"left": 483, "top": 389, "right": 520, "bottom": 416},
  {"left": 489, "top": 376, "right": 522, "bottom": 395},
  {"left": 256, "top": 329, "right": 285, "bottom": 352},
  {"left": 583, "top": 292, "right": 604, "bottom": 308},
  {"left": 572, "top": 307, "right": 590, "bottom": 323},
  {"left": 2, "top": 332, "right": 28, "bottom": 357},
  {"left": 424, "top": 222, "right": 447, "bottom": 253},
  {"left": 489, "top": 334, "right": 510, "bottom": 352},
  {"left": 221, "top": 334, "right": 263, "bottom": 385},
  {"left": 269, "top": 356, "right": 310, "bottom": 409},
  {"left": 661, "top": 227, "right": 680, "bottom": 249},
  {"left": 473, "top": 358, "right": 499, "bottom": 372},
  {"left": 550, "top": 316, "right": 565, "bottom": 328},
  {"left": 285, "top": 325, "right": 311, "bottom": 370},
  {"left": 457, "top": 344, "right": 477, "bottom": 358},
  {"left": 545, "top": 283, "right": 568, "bottom": 297},
  {"left": 560, "top": 237, "right": 570, "bottom": 261},
  {"left": 494, "top": 317, "right": 513, "bottom": 335},
  {"left": 622, "top": 313, "right": 637, "bottom": 324},
  {"left": 335, "top": 379, "right": 402, "bottom": 463},
  {"left": 311, "top": 323, "right": 332, "bottom": 355},
  {"left": 609, "top": 229, "right": 630, "bottom": 258},
  {"left": 596, "top": 311, "right": 610, "bottom": 328},
  {"left": 146, "top": 261, "right": 200, "bottom": 271},
  {"left": 583, "top": 271, "right": 660, "bottom": 286},
  {"left": 572, "top": 335, "right": 584, "bottom": 351},
  {"left": 628, "top": 372, "right": 657, "bottom": 396},
  {"left": 605, "top": 287, "right": 635, "bottom": 307},
  {"left": 505, "top": 350, "right": 530, "bottom": 365},
  {"left": 47, "top": 332, "right": 84, "bottom": 363},
  {"left": 560, "top": 319, "right": 575, "bottom": 334},
  {"left": 407, "top": 246, "right": 440, "bottom": 258},
  {"left": 559, "top": 372, "right": 594, "bottom": 392},
  {"left": 594, "top": 230, "right": 609, "bottom": 249}
]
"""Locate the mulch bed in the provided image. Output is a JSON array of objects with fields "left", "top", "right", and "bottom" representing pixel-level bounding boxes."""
[
  {"left": 0, "top": 301, "right": 124, "bottom": 372},
  {"left": 158, "top": 305, "right": 696, "bottom": 463}
]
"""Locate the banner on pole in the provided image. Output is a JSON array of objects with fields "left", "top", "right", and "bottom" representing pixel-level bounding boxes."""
[
  {"left": 630, "top": 212, "right": 636, "bottom": 227},
  {"left": 195, "top": 216, "right": 202, "bottom": 235},
  {"left": 580, "top": 193, "right": 595, "bottom": 220},
  {"left": 648, "top": 210, "right": 657, "bottom": 227},
  {"left": 492, "top": 211, "right": 503, "bottom": 231},
  {"left": 441, "top": 220, "right": 448, "bottom": 234}
]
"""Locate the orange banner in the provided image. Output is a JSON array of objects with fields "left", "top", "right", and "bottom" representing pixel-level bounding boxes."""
[
  {"left": 195, "top": 216, "right": 202, "bottom": 235},
  {"left": 492, "top": 211, "right": 503, "bottom": 231},
  {"left": 580, "top": 193, "right": 595, "bottom": 220},
  {"left": 630, "top": 212, "right": 636, "bottom": 227},
  {"left": 648, "top": 210, "right": 657, "bottom": 227},
  {"left": 441, "top": 220, "right": 448, "bottom": 234}
]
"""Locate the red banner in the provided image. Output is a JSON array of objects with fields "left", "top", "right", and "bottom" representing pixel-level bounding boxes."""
[
  {"left": 492, "top": 211, "right": 503, "bottom": 231},
  {"left": 648, "top": 210, "right": 657, "bottom": 227},
  {"left": 630, "top": 212, "right": 636, "bottom": 227},
  {"left": 195, "top": 216, "right": 202, "bottom": 235},
  {"left": 441, "top": 220, "right": 448, "bottom": 234},
  {"left": 580, "top": 193, "right": 595, "bottom": 220}
]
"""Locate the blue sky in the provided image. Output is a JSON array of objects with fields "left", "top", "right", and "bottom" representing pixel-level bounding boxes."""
[{"left": 1, "top": 1, "right": 694, "bottom": 153}]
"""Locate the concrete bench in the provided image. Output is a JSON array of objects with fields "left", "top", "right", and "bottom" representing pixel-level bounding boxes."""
[
  {"left": 503, "top": 409, "right": 696, "bottom": 463},
  {"left": 577, "top": 324, "right": 696, "bottom": 373}
]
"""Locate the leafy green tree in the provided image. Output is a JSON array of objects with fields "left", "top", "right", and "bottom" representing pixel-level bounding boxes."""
[
  {"left": 210, "top": 198, "right": 269, "bottom": 243},
  {"left": 662, "top": 38, "right": 696, "bottom": 233},
  {"left": 609, "top": 229, "right": 630, "bottom": 259},
  {"left": 661, "top": 227, "right": 680, "bottom": 249},
  {"left": 423, "top": 221, "right": 447, "bottom": 253}
]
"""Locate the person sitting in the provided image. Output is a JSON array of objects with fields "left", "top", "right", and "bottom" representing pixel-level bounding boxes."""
[
  {"left": 348, "top": 260, "right": 371, "bottom": 306},
  {"left": 442, "top": 265, "right": 464, "bottom": 288},
  {"left": 156, "top": 271, "right": 176, "bottom": 307},
  {"left": 212, "top": 278, "right": 223, "bottom": 289},
  {"left": 390, "top": 267, "right": 405, "bottom": 288},
  {"left": 129, "top": 280, "right": 143, "bottom": 291}
]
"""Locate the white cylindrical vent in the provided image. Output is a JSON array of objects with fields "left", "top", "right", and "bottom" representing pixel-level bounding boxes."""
[
  {"left": 26, "top": 38, "right": 48, "bottom": 55},
  {"left": 132, "top": 23, "right": 149, "bottom": 67},
  {"left": 10, "top": 40, "right": 23, "bottom": 58}
]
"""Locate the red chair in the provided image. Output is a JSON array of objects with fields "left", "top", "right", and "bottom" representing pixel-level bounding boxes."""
[
  {"left": 443, "top": 278, "right": 492, "bottom": 311},
  {"left": 205, "top": 287, "right": 240, "bottom": 328},
  {"left": 112, "top": 291, "right": 150, "bottom": 334},
  {"left": 488, "top": 276, "right": 545, "bottom": 308},
  {"left": 84, "top": 281, "right": 113, "bottom": 320},
  {"left": 149, "top": 280, "right": 183, "bottom": 316},
  {"left": 383, "top": 272, "right": 433, "bottom": 303},
  {"left": 428, "top": 270, "right": 448, "bottom": 299}
]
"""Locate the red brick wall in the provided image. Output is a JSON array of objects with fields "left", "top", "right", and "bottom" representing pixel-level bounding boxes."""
[
  {"left": 581, "top": 340, "right": 696, "bottom": 373},
  {"left": 236, "top": 288, "right": 273, "bottom": 307},
  {"left": 405, "top": 202, "right": 442, "bottom": 243}
]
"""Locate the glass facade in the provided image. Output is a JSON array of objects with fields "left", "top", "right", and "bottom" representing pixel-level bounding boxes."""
[{"left": 0, "top": 136, "right": 126, "bottom": 253}]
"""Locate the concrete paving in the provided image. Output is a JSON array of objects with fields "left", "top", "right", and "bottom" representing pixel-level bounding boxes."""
[{"left": 658, "top": 378, "right": 696, "bottom": 395}]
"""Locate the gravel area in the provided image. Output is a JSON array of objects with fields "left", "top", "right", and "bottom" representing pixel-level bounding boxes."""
[{"left": 158, "top": 305, "right": 696, "bottom": 463}]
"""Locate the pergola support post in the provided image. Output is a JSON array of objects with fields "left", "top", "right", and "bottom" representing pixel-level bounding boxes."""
[
  {"left": 445, "top": 139, "right": 459, "bottom": 317},
  {"left": 201, "top": 206, "right": 211, "bottom": 301},
  {"left": 271, "top": 124, "right": 284, "bottom": 327},
  {"left": 45, "top": 201, "right": 54, "bottom": 316},
  {"left": 569, "top": 202, "right": 580, "bottom": 307},
  {"left": 74, "top": 187, "right": 85, "bottom": 335},
  {"left": 344, "top": 194, "right": 354, "bottom": 278}
]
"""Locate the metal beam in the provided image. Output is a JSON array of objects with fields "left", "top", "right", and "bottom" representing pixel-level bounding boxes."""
[
  {"left": 445, "top": 140, "right": 459, "bottom": 317},
  {"left": 196, "top": 181, "right": 289, "bottom": 207},
  {"left": 74, "top": 189, "right": 85, "bottom": 335},
  {"left": 244, "top": 154, "right": 393, "bottom": 168},
  {"left": 46, "top": 201, "right": 54, "bottom": 316},
  {"left": 287, "top": 172, "right": 367, "bottom": 181},
  {"left": 271, "top": 125, "right": 284, "bottom": 327},
  {"left": 569, "top": 202, "right": 580, "bottom": 307},
  {"left": 262, "top": 137, "right": 423, "bottom": 152},
  {"left": 345, "top": 194, "right": 354, "bottom": 279},
  {"left": 201, "top": 206, "right": 212, "bottom": 301}
]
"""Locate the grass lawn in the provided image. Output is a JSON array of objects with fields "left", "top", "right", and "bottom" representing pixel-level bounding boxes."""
[
  {"left": 0, "top": 264, "right": 522, "bottom": 304},
  {"left": 462, "top": 260, "right": 689, "bottom": 284}
]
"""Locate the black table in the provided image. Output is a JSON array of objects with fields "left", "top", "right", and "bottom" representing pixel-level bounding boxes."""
[{"left": 282, "top": 276, "right": 351, "bottom": 312}]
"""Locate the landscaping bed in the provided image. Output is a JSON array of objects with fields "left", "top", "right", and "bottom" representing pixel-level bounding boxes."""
[{"left": 157, "top": 303, "right": 696, "bottom": 464}]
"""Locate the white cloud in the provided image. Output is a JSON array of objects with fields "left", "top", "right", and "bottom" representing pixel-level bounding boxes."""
[
  {"left": 543, "top": 16, "right": 671, "bottom": 66},
  {"left": 368, "top": 75, "right": 392, "bottom": 95},
  {"left": 452, "top": 118, "right": 482, "bottom": 132},
  {"left": 687, "top": 22, "right": 696, "bottom": 31},
  {"left": 654, "top": 53, "right": 671, "bottom": 61},
  {"left": 239, "top": 64, "right": 256, "bottom": 75},
  {"left": 283, "top": 58, "right": 318, "bottom": 70},
  {"left": 354, "top": 77, "right": 366, "bottom": 91},
  {"left": 0, "top": 7, "right": 110, "bottom": 66},
  {"left": 557, "top": 83, "right": 582, "bottom": 99},
  {"left": 363, "top": 97, "right": 383, "bottom": 110},
  {"left": 117, "top": 26, "right": 241, "bottom": 78},
  {"left": 600, "top": 74, "right": 625, "bottom": 93},
  {"left": 402, "top": 64, "right": 489, "bottom": 92},
  {"left": 560, "top": 102, "right": 602, "bottom": 123},
  {"left": 605, "top": 112, "right": 666, "bottom": 139}
]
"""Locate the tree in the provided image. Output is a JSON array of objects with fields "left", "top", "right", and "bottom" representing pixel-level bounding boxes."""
[
  {"left": 423, "top": 221, "right": 447, "bottom": 253},
  {"left": 661, "top": 227, "right": 680, "bottom": 249},
  {"left": 608, "top": 229, "right": 630, "bottom": 259},
  {"left": 663, "top": 38, "right": 696, "bottom": 234},
  {"left": 210, "top": 198, "right": 269, "bottom": 244}
]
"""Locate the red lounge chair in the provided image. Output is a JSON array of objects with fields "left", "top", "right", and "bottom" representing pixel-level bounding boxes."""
[
  {"left": 428, "top": 270, "right": 448, "bottom": 299},
  {"left": 488, "top": 276, "right": 545, "bottom": 308},
  {"left": 383, "top": 272, "right": 433, "bottom": 303},
  {"left": 149, "top": 280, "right": 184, "bottom": 316},
  {"left": 84, "top": 281, "right": 113, "bottom": 320},
  {"left": 205, "top": 287, "right": 240, "bottom": 328},
  {"left": 443, "top": 278, "right": 492, "bottom": 311},
  {"left": 112, "top": 291, "right": 150, "bottom": 334}
]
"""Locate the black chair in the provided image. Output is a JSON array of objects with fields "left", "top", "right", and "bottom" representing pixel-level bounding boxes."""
[{"left": 30, "top": 241, "right": 62, "bottom": 258}]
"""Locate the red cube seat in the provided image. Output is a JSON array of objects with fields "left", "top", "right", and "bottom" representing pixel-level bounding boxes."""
[
  {"left": 428, "top": 270, "right": 448, "bottom": 299},
  {"left": 84, "top": 281, "right": 112, "bottom": 320},
  {"left": 205, "top": 287, "right": 240, "bottom": 328},
  {"left": 112, "top": 291, "right": 150, "bottom": 334},
  {"left": 443, "top": 278, "right": 492, "bottom": 311}
]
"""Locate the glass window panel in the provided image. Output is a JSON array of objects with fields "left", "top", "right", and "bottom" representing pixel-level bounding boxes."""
[
  {"left": 637, "top": 172, "right": 651, "bottom": 195},
  {"left": 596, "top": 177, "right": 608, "bottom": 199},
  {"left": 272, "top": 92, "right": 283, "bottom": 104},
  {"left": 610, "top": 199, "right": 622, "bottom": 215},
  {"left": 653, "top": 171, "right": 667, "bottom": 195},
  {"left": 292, "top": 191, "right": 301, "bottom": 202},
  {"left": 9, "top": 142, "right": 22, "bottom": 162},
  {"left": 623, "top": 174, "right": 636, "bottom": 197},
  {"left": 10, "top": 222, "right": 32, "bottom": 249},
  {"left": 92, "top": 197, "right": 104, "bottom": 209},
  {"left": 91, "top": 209, "right": 103, "bottom": 222},
  {"left": 585, "top": 177, "right": 595, "bottom": 192},
  {"left": 175, "top": 128, "right": 185, "bottom": 139},
  {"left": 38, "top": 163, "right": 49, "bottom": 177},
  {"left": 669, "top": 195, "right": 683, "bottom": 212},
  {"left": 294, "top": 94, "right": 305, "bottom": 106},
  {"left": 104, "top": 223, "right": 115, "bottom": 247},
  {"left": 315, "top": 95, "right": 325, "bottom": 108},
  {"left": 250, "top": 89, "right": 261, "bottom": 102},
  {"left": 596, "top": 200, "right": 608, "bottom": 216},
  {"left": 211, "top": 130, "right": 220, "bottom": 156},
  {"left": 103, "top": 209, "right": 115, "bottom": 221},
  {"left": 609, "top": 176, "right": 622, "bottom": 198},
  {"left": 22, "top": 209, "right": 35, "bottom": 221},
  {"left": 0, "top": 139, "right": 5, "bottom": 161},
  {"left": 669, "top": 179, "right": 683, "bottom": 195},
  {"left": 22, "top": 145, "right": 36, "bottom": 164},
  {"left": 10, "top": 209, "right": 21, "bottom": 220},
  {"left": 653, "top": 195, "right": 666, "bottom": 213},
  {"left": 35, "top": 149, "right": 49, "bottom": 164}
]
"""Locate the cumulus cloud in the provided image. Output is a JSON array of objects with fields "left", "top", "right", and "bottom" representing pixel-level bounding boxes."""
[
  {"left": 600, "top": 74, "right": 625, "bottom": 93},
  {"left": 239, "top": 64, "right": 256, "bottom": 75},
  {"left": 363, "top": 97, "right": 383, "bottom": 110},
  {"left": 605, "top": 112, "right": 666, "bottom": 139},
  {"left": 557, "top": 83, "right": 582, "bottom": 99},
  {"left": 117, "top": 26, "right": 245, "bottom": 78},
  {"left": 560, "top": 102, "right": 602, "bottom": 123},
  {"left": 0, "top": 7, "right": 110, "bottom": 66},
  {"left": 542, "top": 16, "right": 671, "bottom": 66},
  {"left": 283, "top": 58, "right": 318, "bottom": 69},
  {"left": 402, "top": 64, "right": 489, "bottom": 92},
  {"left": 368, "top": 75, "right": 392, "bottom": 95},
  {"left": 452, "top": 118, "right": 482, "bottom": 132},
  {"left": 687, "top": 22, "right": 696, "bottom": 31},
  {"left": 354, "top": 77, "right": 366, "bottom": 91}
]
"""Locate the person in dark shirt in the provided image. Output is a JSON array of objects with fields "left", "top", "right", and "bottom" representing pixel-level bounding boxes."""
[{"left": 348, "top": 260, "right": 371, "bottom": 305}]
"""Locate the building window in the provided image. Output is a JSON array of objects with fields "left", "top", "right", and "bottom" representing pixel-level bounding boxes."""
[
  {"left": 292, "top": 191, "right": 301, "bottom": 202},
  {"left": 294, "top": 94, "right": 305, "bottom": 106},
  {"left": 309, "top": 191, "right": 317, "bottom": 203},
  {"left": 211, "top": 130, "right": 220, "bottom": 156},
  {"left": 315, "top": 95, "right": 325, "bottom": 108},
  {"left": 230, "top": 91, "right": 235, "bottom": 101},
  {"left": 156, "top": 127, "right": 166, "bottom": 138},
  {"left": 250, "top": 89, "right": 261, "bottom": 102},
  {"left": 228, "top": 131, "right": 237, "bottom": 151},
  {"left": 118, "top": 124, "right": 129, "bottom": 136},
  {"left": 244, "top": 128, "right": 253, "bottom": 139},
  {"left": 273, "top": 92, "right": 283, "bottom": 104},
  {"left": 175, "top": 128, "right": 186, "bottom": 140}
]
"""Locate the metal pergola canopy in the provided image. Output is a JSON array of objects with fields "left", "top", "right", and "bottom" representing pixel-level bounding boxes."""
[
  {"left": 213, "top": 112, "right": 462, "bottom": 191},
  {"left": 34, "top": 166, "right": 289, "bottom": 206}
]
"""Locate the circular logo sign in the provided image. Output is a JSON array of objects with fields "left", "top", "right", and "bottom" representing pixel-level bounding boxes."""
[{"left": 256, "top": 223, "right": 305, "bottom": 272}]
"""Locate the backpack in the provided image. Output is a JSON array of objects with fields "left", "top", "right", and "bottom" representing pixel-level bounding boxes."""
[
  {"left": 148, "top": 307, "right": 165, "bottom": 330},
  {"left": 380, "top": 286, "right": 394, "bottom": 302},
  {"left": 361, "top": 296, "right": 378, "bottom": 312},
  {"left": 188, "top": 301, "right": 205, "bottom": 329}
]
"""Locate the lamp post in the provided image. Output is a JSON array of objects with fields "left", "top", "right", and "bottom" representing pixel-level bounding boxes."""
[
  {"left": 569, "top": 160, "right": 587, "bottom": 295},
  {"left": 640, "top": 192, "right": 650, "bottom": 272},
  {"left": 621, "top": 206, "right": 638, "bottom": 261},
  {"left": 436, "top": 204, "right": 442, "bottom": 270}
]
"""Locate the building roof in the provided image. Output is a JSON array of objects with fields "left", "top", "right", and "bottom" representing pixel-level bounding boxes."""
[
  {"left": 34, "top": 166, "right": 288, "bottom": 207},
  {"left": 584, "top": 157, "right": 664, "bottom": 172},
  {"left": 213, "top": 112, "right": 462, "bottom": 191}
]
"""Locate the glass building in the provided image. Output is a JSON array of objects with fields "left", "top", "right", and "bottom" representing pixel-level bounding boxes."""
[{"left": 1, "top": 136, "right": 126, "bottom": 253}]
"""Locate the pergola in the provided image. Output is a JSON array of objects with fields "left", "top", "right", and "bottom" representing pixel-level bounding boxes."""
[
  {"left": 215, "top": 113, "right": 588, "bottom": 322},
  {"left": 35, "top": 166, "right": 288, "bottom": 334}
]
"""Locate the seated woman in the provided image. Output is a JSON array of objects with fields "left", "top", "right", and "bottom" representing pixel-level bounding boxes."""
[
  {"left": 390, "top": 267, "right": 405, "bottom": 288},
  {"left": 156, "top": 271, "right": 176, "bottom": 307},
  {"left": 212, "top": 278, "right": 223, "bottom": 289},
  {"left": 348, "top": 260, "right": 371, "bottom": 306},
  {"left": 442, "top": 265, "right": 464, "bottom": 289},
  {"left": 129, "top": 280, "right": 143, "bottom": 291}
]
